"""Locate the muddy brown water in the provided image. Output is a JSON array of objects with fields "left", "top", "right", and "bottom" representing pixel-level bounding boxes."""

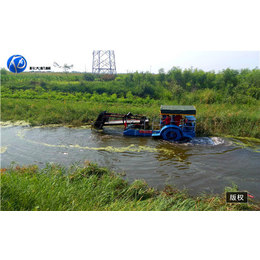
[{"left": 1, "top": 124, "right": 260, "bottom": 199}]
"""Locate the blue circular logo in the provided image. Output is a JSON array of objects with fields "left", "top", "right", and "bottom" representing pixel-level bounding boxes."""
[{"left": 7, "top": 55, "right": 27, "bottom": 73}]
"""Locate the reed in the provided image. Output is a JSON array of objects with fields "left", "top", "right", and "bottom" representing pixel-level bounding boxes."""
[
  {"left": 1, "top": 163, "right": 259, "bottom": 211},
  {"left": 0, "top": 98, "right": 158, "bottom": 125},
  {"left": 1, "top": 98, "right": 259, "bottom": 138},
  {"left": 195, "top": 103, "right": 260, "bottom": 138}
]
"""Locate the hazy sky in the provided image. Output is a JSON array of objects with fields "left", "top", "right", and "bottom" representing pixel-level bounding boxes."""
[{"left": 1, "top": 0, "right": 259, "bottom": 74}]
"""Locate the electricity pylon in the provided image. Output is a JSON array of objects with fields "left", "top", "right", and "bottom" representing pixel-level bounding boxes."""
[{"left": 92, "top": 50, "right": 117, "bottom": 74}]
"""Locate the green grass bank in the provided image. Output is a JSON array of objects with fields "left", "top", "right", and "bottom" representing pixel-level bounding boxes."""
[
  {"left": 1, "top": 98, "right": 260, "bottom": 139},
  {"left": 1, "top": 162, "right": 259, "bottom": 211}
]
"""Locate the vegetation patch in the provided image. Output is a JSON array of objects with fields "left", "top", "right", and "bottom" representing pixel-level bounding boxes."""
[
  {"left": 1, "top": 98, "right": 259, "bottom": 139},
  {"left": 1, "top": 68, "right": 260, "bottom": 138},
  {"left": 1, "top": 162, "right": 259, "bottom": 211}
]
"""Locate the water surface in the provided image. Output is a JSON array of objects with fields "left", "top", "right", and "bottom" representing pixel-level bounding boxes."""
[{"left": 1, "top": 124, "right": 260, "bottom": 199}]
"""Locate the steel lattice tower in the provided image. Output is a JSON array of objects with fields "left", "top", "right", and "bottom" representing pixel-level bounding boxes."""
[{"left": 92, "top": 50, "right": 117, "bottom": 74}]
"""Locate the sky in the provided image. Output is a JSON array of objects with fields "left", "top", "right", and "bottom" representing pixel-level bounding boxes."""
[{"left": 1, "top": 0, "right": 259, "bottom": 74}]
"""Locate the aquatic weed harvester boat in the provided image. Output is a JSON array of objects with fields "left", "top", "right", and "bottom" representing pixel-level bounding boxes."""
[{"left": 93, "top": 105, "right": 196, "bottom": 141}]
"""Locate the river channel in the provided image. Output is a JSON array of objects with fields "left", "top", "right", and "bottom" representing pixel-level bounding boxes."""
[{"left": 1, "top": 123, "right": 260, "bottom": 199}]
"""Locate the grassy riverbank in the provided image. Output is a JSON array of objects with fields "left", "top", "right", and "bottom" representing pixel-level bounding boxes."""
[
  {"left": 1, "top": 162, "right": 259, "bottom": 211},
  {"left": 1, "top": 68, "right": 260, "bottom": 138},
  {"left": 1, "top": 98, "right": 260, "bottom": 139}
]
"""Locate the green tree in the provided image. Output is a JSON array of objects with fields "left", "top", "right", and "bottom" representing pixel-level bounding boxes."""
[
  {"left": 133, "top": 71, "right": 142, "bottom": 85},
  {"left": 205, "top": 71, "right": 216, "bottom": 89},
  {"left": 83, "top": 73, "right": 95, "bottom": 81},
  {"left": 222, "top": 68, "right": 239, "bottom": 87},
  {"left": 1, "top": 67, "right": 8, "bottom": 75},
  {"left": 158, "top": 68, "right": 166, "bottom": 83},
  {"left": 167, "top": 67, "right": 183, "bottom": 86}
]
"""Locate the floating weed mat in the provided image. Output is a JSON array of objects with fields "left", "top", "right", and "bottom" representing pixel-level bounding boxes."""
[
  {"left": 1, "top": 162, "right": 259, "bottom": 211},
  {"left": 0, "top": 120, "right": 30, "bottom": 127},
  {"left": 16, "top": 128, "right": 178, "bottom": 156},
  {"left": 0, "top": 146, "right": 8, "bottom": 154},
  {"left": 227, "top": 137, "right": 260, "bottom": 153}
]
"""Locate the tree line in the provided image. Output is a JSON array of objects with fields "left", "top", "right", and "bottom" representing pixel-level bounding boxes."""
[{"left": 1, "top": 67, "right": 260, "bottom": 103}]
